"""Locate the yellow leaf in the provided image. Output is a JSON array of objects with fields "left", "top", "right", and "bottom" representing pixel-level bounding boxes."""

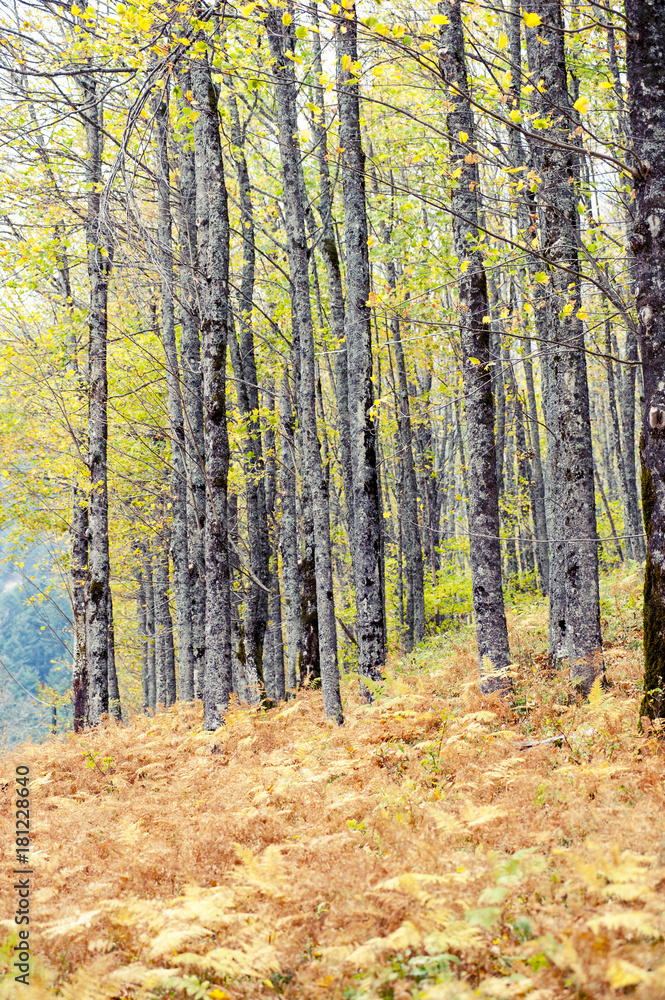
[
  {"left": 451, "top": 166, "right": 462, "bottom": 179},
  {"left": 282, "top": 11, "right": 292, "bottom": 26},
  {"left": 498, "top": 32, "right": 507, "bottom": 49},
  {"left": 509, "top": 108, "right": 522, "bottom": 122},
  {"left": 574, "top": 95, "right": 590, "bottom": 114},
  {"left": 606, "top": 960, "right": 649, "bottom": 989},
  {"left": 458, "top": 130, "right": 468, "bottom": 143},
  {"left": 341, "top": 53, "right": 352, "bottom": 71},
  {"left": 431, "top": 13, "right": 448, "bottom": 25},
  {"left": 366, "top": 292, "right": 377, "bottom": 307},
  {"left": 460, "top": 260, "right": 469, "bottom": 272},
  {"left": 523, "top": 11, "right": 542, "bottom": 27}
]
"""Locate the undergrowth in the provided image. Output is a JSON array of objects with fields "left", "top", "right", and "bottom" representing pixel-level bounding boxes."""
[{"left": 1, "top": 565, "right": 664, "bottom": 1000}]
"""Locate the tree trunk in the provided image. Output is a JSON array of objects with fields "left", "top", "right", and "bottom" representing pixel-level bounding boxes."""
[
  {"left": 309, "top": 4, "right": 354, "bottom": 553},
  {"left": 439, "top": 0, "right": 511, "bottom": 692},
  {"left": 107, "top": 587, "right": 121, "bottom": 720},
  {"left": 71, "top": 494, "right": 88, "bottom": 732},
  {"left": 142, "top": 546, "right": 156, "bottom": 712},
  {"left": 191, "top": 49, "right": 233, "bottom": 729},
  {"left": 176, "top": 127, "right": 207, "bottom": 699},
  {"left": 626, "top": 0, "right": 665, "bottom": 722},
  {"left": 227, "top": 87, "right": 271, "bottom": 697},
  {"left": 526, "top": 0, "right": 603, "bottom": 693},
  {"left": 154, "top": 524, "right": 176, "bottom": 707},
  {"left": 136, "top": 570, "right": 149, "bottom": 713},
  {"left": 390, "top": 277, "right": 425, "bottom": 649},
  {"left": 155, "top": 78, "right": 194, "bottom": 702},
  {"left": 279, "top": 371, "right": 301, "bottom": 695},
  {"left": 266, "top": 7, "right": 343, "bottom": 723},
  {"left": 335, "top": 7, "right": 385, "bottom": 688},
  {"left": 622, "top": 326, "right": 645, "bottom": 561},
  {"left": 82, "top": 75, "right": 112, "bottom": 725}
]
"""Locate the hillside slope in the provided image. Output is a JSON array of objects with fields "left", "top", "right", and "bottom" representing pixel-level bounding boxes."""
[{"left": 1, "top": 571, "right": 664, "bottom": 1000}]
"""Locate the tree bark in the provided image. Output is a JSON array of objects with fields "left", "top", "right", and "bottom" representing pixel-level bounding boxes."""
[
  {"left": 227, "top": 87, "right": 271, "bottom": 698},
  {"left": 191, "top": 48, "right": 233, "bottom": 729},
  {"left": 266, "top": 7, "right": 343, "bottom": 723},
  {"left": 309, "top": 4, "right": 354, "bottom": 553},
  {"left": 335, "top": 8, "right": 385, "bottom": 687},
  {"left": 107, "top": 587, "right": 121, "bottom": 721},
  {"left": 136, "top": 569, "right": 149, "bottom": 713},
  {"left": 389, "top": 274, "right": 425, "bottom": 650},
  {"left": 176, "top": 126, "right": 207, "bottom": 699},
  {"left": 626, "top": 0, "right": 665, "bottom": 722},
  {"left": 154, "top": 523, "right": 176, "bottom": 707},
  {"left": 526, "top": 0, "right": 603, "bottom": 693},
  {"left": 279, "top": 371, "right": 301, "bottom": 695},
  {"left": 82, "top": 75, "right": 112, "bottom": 725},
  {"left": 142, "top": 545, "right": 156, "bottom": 713},
  {"left": 71, "top": 494, "right": 88, "bottom": 732},
  {"left": 439, "top": 0, "right": 512, "bottom": 692},
  {"left": 155, "top": 78, "right": 194, "bottom": 702}
]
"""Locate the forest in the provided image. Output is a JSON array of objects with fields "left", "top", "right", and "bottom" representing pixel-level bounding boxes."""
[{"left": 0, "top": 0, "right": 664, "bottom": 997}]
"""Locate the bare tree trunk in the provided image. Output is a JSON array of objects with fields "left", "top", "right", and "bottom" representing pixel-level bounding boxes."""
[
  {"left": 526, "top": 0, "right": 603, "bottom": 694},
  {"left": 626, "top": 0, "right": 665, "bottom": 722},
  {"left": 389, "top": 278, "right": 425, "bottom": 650},
  {"left": 107, "top": 587, "right": 121, "bottom": 720},
  {"left": 279, "top": 372, "right": 301, "bottom": 694},
  {"left": 82, "top": 75, "right": 112, "bottom": 725},
  {"left": 142, "top": 546, "right": 156, "bottom": 713},
  {"left": 136, "top": 570, "right": 149, "bottom": 713},
  {"left": 71, "top": 495, "right": 88, "bottom": 732},
  {"left": 155, "top": 78, "right": 193, "bottom": 702},
  {"left": 191, "top": 49, "right": 233, "bottom": 728},
  {"left": 176, "top": 128, "right": 207, "bottom": 699},
  {"left": 264, "top": 383, "right": 285, "bottom": 701},
  {"left": 335, "top": 8, "right": 385, "bottom": 689},
  {"left": 226, "top": 87, "right": 271, "bottom": 697},
  {"left": 154, "top": 524, "right": 176, "bottom": 707},
  {"left": 309, "top": 4, "right": 354, "bottom": 553},
  {"left": 439, "top": 0, "right": 511, "bottom": 692},
  {"left": 266, "top": 7, "right": 343, "bottom": 723}
]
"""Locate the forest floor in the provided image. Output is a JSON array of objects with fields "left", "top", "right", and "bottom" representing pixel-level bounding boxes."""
[{"left": 1, "top": 564, "right": 664, "bottom": 1000}]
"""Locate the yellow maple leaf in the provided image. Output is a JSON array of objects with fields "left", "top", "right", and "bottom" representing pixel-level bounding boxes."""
[{"left": 523, "top": 12, "right": 542, "bottom": 27}]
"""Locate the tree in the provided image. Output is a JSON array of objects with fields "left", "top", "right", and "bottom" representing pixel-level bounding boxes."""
[{"left": 626, "top": 0, "right": 665, "bottom": 723}]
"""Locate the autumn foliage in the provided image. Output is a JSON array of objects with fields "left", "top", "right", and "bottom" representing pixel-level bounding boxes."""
[{"left": 1, "top": 569, "right": 664, "bottom": 1000}]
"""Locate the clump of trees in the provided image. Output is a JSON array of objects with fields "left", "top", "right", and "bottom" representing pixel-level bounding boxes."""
[{"left": 0, "top": 0, "right": 661, "bottom": 730}]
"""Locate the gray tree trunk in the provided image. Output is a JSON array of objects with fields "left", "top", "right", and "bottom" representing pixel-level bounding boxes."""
[
  {"left": 82, "top": 75, "right": 112, "bottom": 725},
  {"left": 279, "top": 372, "right": 301, "bottom": 695},
  {"left": 176, "top": 95, "right": 206, "bottom": 699},
  {"left": 439, "top": 0, "right": 512, "bottom": 692},
  {"left": 136, "top": 570, "right": 149, "bottom": 712},
  {"left": 389, "top": 272, "right": 425, "bottom": 650},
  {"left": 335, "top": 8, "right": 385, "bottom": 688},
  {"left": 309, "top": 4, "right": 354, "bottom": 553},
  {"left": 154, "top": 525, "right": 176, "bottom": 707},
  {"left": 226, "top": 88, "right": 271, "bottom": 699},
  {"left": 526, "top": 0, "right": 603, "bottom": 694},
  {"left": 191, "top": 49, "right": 233, "bottom": 729},
  {"left": 71, "top": 495, "right": 88, "bottom": 732},
  {"left": 155, "top": 78, "right": 194, "bottom": 702},
  {"left": 625, "top": 0, "right": 665, "bottom": 721},
  {"left": 107, "top": 587, "right": 121, "bottom": 720},
  {"left": 266, "top": 7, "right": 343, "bottom": 722},
  {"left": 621, "top": 326, "right": 645, "bottom": 561},
  {"left": 264, "top": 384, "right": 285, "bottom": 701},
  {"left": 142, "top": 546, "right": 156, "bottom": 712}
]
